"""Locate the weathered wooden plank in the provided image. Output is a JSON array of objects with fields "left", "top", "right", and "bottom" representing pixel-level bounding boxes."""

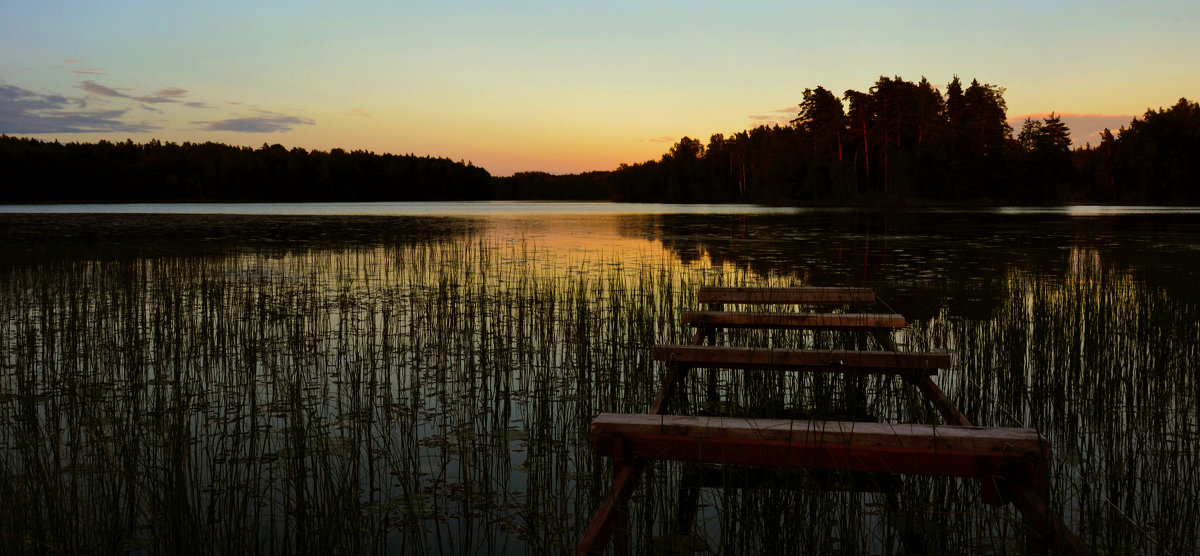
[
  {"left": 698, "top": 286, "right": 875, "bottom": 306},
  {"left": 649, "top": 361, "right": 688, "bottom": 415},
  {"left": 1006, "top": 478, "right": 1093, "bottom": 556},
  {"left": 591, "top": 413, "right": 1047, "bottom": 479},
  {"left": 904, "top": 375, "right": 972, "bottom": 427},
  {"left": 652, "top": 345, "right": 950, "bottom": 374},
  {"left": 576, "top": 460, "right": 645, "bottom": 556},
  {"left": 579, "top": 340, "right": 696, "bottom": 555},
  {"left": 682, "top": 311, "right": 906, "bottom": 331}
]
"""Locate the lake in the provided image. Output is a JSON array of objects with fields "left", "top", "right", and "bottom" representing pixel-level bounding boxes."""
[{"left": 1, "top": 202, "right": 1198, "bottom": 554}]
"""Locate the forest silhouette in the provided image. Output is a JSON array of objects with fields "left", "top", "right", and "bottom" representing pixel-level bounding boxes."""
[
  {"left": 3, "top": 75, "right": 1198, "bottom": 205},
  {"left": 0, "top": 140, "right": 491, "bottom": 203}
]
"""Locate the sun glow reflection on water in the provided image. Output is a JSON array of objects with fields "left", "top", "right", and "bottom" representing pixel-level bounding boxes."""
[
  {"left": 0, "top": 201, "right": 803, "bottom": 216},
  {"left": 1, "top": 205, "right": 1199, "bottom": 553}
]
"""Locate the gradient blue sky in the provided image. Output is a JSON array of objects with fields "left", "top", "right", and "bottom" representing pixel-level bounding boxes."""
[{"left": 2, "top": 1, "right": 1197, "bottom": 176}]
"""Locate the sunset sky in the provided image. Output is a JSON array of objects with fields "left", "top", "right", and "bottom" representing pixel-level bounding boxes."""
[{"left": 2, "top": 1, "right": 1197, "bottom": 176}]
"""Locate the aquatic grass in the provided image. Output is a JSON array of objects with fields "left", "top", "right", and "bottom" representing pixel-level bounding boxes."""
[
  {"left": 1, "top": 225, "right": 1197, "bottom": 554},
  {"left": 901, "top": 246, "right": 1200, "bottom": 554}
]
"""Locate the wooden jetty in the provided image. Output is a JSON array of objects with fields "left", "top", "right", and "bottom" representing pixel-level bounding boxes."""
[{"left": 578, "top": 286, "right": 1088, "bottom": 555}]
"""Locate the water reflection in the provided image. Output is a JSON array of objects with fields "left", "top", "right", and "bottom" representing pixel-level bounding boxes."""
[{"left": 0, "top": 209, "right": 1197, "bottom": 554}]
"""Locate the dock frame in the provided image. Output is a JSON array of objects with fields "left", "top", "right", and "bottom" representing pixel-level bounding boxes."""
[{"left": 577, "top": 286, "right": 1088, "bottom": 555}]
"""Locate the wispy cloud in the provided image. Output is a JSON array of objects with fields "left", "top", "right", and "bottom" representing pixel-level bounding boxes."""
[
  {"left": 641, "top": 136, "right": 675, "bottom": 143},
  {"left": 0, "top": 84, "right": 158, "bottom": 133},
  {"left": 133, "top": 94, "right": 177, "bottom": 104},
  {"left": 7, "top": 68, "right": 304, "bottom": 136},
  {"left": 748, "top": 104, "right": 800, "bottom": 124},
  {"left": 348, "top": 108, "right": 374, "bottom": 120},
  {"left": 57, "top": 60, "right": 105, "bottom": 76},
  {"left": 78, "top": 80, "right": 201, "bottom": 106},
  {"left": 193, "top": 109, "right": 315, "bottom": 133},
  {"left": 80, "top": 80, "right": 128, "bottom": 98},
  {"left": 138, "top": 88, "right": 193, "bottom": 104}
]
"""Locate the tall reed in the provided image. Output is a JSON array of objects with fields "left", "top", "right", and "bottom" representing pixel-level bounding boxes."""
[{"left": 1, "top": 230, "right": 1195, "bottom": 554}]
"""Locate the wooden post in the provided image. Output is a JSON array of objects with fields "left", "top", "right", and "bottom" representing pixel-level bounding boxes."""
[
  {"left": 613, "top": 458, "right": 631, "bottom": 556},
  {"left": 674, "top": 465, "right": 702, "bottom": 536},
  {"left": 577, "top": 449, "right": 647, "bottom": 555},
  {"left": 703, "top": 303, "right": 721, "bottom": 409}
]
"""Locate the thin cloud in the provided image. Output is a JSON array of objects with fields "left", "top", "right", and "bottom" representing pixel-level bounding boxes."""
[
  {"left": 748, "top": 104, "right": 801, "bottom": 124},
  {"left": 134, "top": 87, "right": 189, "bottom": 104},
  {"left": 0, "top": 84, "right": 158, "bottom": 133},
  {"left": 194, "top": 110, "right": 315, "bottom": 133},
  {"left": 1, "top": 85, "right": 70, "bottom": 112},
  {"left": 348, "top": 108, "right": 374, "bottom": 120},
  {"left": 79, "top": 81, "right": 191, "bottom": 105},
  {"left": 63, "top": 59, "right": 82, "bottom": 64},
  {"left": 80, "top": 80, "right": 128, "bottom": 98},
  {"left": 641, "top": 136, "right": 675, "bottom": 143},
  {"left": 71, "top": 68, "right": 105, "bottom": 75},
  {"left": 133, "top": 95, "right": 177, "bottom": 104},
  {"left": 10, "top": 75, "right": 303, "bottom": 135}
]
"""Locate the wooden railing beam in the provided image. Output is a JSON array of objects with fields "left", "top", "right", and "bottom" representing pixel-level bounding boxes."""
[
  {"left": 682, "top": 311, "right": 906, "bottom": 331},
  {"left": 651, "top": 345, "right": 950, "bottom": 374},
  {"left": 697, "top": 286, "right": 875, "bottom": 306},
  {"left": 591, "top": 413, "right": 1047, "bottom": 478}
]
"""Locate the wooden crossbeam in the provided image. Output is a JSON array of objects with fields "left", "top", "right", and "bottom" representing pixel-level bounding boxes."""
[
  {"left": 652, "top": 345, "right": 950, "bottom": 374},
  {"left": 577, "top": 460, "right": 644, "bottom": 556},
  {"left": 682, "top": 311, "right": 906, "bottom": 331},
  {"left": 697, "top": 286, "right": 875, "bottom": 306},
  {"left": 591, "top": 413, "right": 1047, "bottom": 480}
]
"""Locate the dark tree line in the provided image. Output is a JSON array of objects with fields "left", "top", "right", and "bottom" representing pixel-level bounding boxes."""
[
  {"left": 0, "top": 137, "right": 491, "bottom": 203},
  {"left": 1073, "top": 98, "right": 1200, "bottom": 204},
  {"left": 490, "top": 171, "right": 609, "bottom": 200},
  {"left": 599, "top": 77, "right": 1198, "bottom": 205},
  {"left": 607, "top": 76, "right": 1047, "bottom": 204},
  {"left": 4, "top": 81, "right": 1197, "bottom": 205}
]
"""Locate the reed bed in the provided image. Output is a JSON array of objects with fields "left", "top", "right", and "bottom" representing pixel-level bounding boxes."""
[
  {"left": 900, "top": 246, "right": 1199, "bottom": 555},
  {"left": 1, "top": 233, "right": 1196, "bottom": 554}
]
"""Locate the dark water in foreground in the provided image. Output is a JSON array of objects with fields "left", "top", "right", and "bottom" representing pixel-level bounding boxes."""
[{"left": 1, "top": 204, "right": 1197, "bottom": 554}]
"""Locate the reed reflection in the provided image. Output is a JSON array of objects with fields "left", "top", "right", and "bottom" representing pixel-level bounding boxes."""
[{"left": 0, "top": 211, "right": 1196, "bottom": 554}]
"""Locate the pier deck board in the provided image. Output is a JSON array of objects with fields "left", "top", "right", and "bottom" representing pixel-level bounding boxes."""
[
  {"left": 682, "top": 310, "right": 906, "bottom": 331},
  {"left": 591, "top": 413, "right": 1047, "bottom": 480},
  {"left": 652, "top": 345, "right": 950, "bottom": 374},
  {"left": 697, "top": 286, "right": 875, "bottom": 306}
]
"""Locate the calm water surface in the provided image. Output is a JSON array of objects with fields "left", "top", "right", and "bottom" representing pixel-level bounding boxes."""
[
  {"left": 0, "top": 200, "right": 804, "bottom": 216},
  {"left": 1, "top": 203, "right": 1197, "bottom": 554}
]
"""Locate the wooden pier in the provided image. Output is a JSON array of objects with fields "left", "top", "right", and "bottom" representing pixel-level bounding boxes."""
[{"left": 578, "top": 286, "right": 1088, "bottom": 555}]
